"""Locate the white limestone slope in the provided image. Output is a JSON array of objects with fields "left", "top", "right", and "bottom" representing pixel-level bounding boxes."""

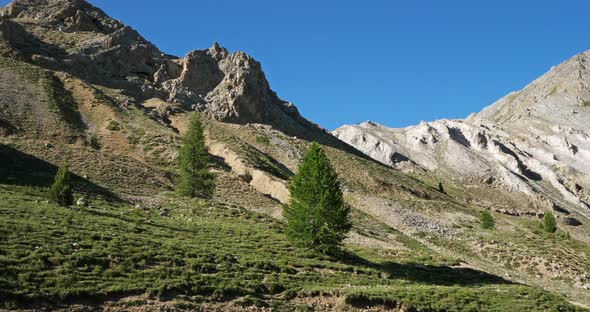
[{"left": 334, "top": 50, "right": 590, "bottom": 219}]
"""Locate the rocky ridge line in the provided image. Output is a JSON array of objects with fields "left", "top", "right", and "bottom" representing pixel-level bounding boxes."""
[
  {"left": 334, "top": 51, "right": 590, "bottom": 222},
  {"left": 0, "top": 0, "right": 344, "bottom": 147}
]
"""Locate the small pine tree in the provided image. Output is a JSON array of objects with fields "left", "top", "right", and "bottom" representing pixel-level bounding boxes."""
[
  {"left": 438, "top": 181, "right": 445, "bottom": 193},
  {"left": 48, "top": 160, "right": 74, "bottom": 206},
  {"left": 283, "top": 142, "right": 351, "bottom": 254},
  {"left": 175, "top": 112, "right": 214, "bottom": 198},
  {"left": 543, "top": 212, "right": 557, "bottom": 233},
  {"left": 480, "top": 210, "right": 495, "bottom": 229}
]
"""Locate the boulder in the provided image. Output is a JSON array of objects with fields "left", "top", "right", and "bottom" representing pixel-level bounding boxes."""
[{"left": 76, "top": 196, "right": 88, "bottom": 207}]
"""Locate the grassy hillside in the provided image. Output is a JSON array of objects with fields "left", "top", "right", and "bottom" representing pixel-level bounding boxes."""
[
  {"left": 203, "top": 120, "right": 590, "bottom": 308},
  {"left": 2, "top": 73, "right": 589, "bottom": 309},
  {"left": 0, "top": 183, "right": 585, "bottom": 311}
]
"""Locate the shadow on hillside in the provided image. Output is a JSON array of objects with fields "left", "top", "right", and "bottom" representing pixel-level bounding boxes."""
[
  {"left": 245, "top": 143, "right": 294, "bottom": 180},
  {"left": 210, "top": 155, "right": 233, "bottom": 172},
  {"left": 0, "top": 144, "right": 119, "bottom": 201},
  {"left": 340, "top": 252, "right": 512, "bottom": 286}
]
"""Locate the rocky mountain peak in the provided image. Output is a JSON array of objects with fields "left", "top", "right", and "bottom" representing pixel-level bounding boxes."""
[
  {"left": 1, "top": 0, "right": 123, "bottom": 33},
  {"left": 164, "top": 44, "right": 318, "bottom": 138},
  {"left": 474, "top": 50, "right": 590, "bottom": 131},
  {"left": 0, "top": 0, "right": 343, "bottom": 145},
  {"left": 207, "top": 41, "right": 228, "bottom": 61},
  {"left": 359, "top": 120, "right": 381, "bottom": 127}
]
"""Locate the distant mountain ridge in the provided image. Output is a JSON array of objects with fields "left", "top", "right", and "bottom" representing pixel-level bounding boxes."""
[{"left": 334, "top": 50, "right": 590, "bottom": 220}]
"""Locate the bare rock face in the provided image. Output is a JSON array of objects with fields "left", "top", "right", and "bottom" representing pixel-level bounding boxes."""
[
  {"left": 0, "top": 0, "right": 330, "bottom": 140},
  {"left": 206, "top": 51, "right": 284, "bottom": 122},
  {"left": 157, "top": 43, "right": 307, "bottom": 133},
  {"left": 178, "top": 43, "right": 226, "bottom": 92},
  {"left": 1, "top": 0, "right": 123, "bottom": 33},
  {"left": 0, "top": 0, "right": 161, "bottom": 83},
  {"left": 334, "top": 50, "right": 590, "bottom": 219},
  {"left": 76, "top": 26, "right": 165, "bottom": 80},
  {"left": 475, "top": 51, "right": 590, "bottom": 132},
  {"left": 158, "top": 43, "right": 227, "bottom": 109}
]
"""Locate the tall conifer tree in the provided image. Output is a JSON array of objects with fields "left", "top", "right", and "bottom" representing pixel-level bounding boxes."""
[
  {"left": 284, "top": 142, "right": 351, "bottom": 253},
  {"left": 176, "top": 112, "right": 215, "bottom": 198}
]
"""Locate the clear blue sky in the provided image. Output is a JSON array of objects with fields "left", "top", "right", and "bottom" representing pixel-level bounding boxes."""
[{"left": 5, "top": 0, "right": 590, "bottom": 130}]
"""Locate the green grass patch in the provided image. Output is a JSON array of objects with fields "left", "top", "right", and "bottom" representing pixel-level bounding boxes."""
[
  {"left": 106, "top": 120, "right": 121, "bottom": 131},
  {"left": 343, "top": 284, "right": 583, "bottom": 312},
  {"left": 255, "top": 135, "right": 271, "bottom": 145},
  {"left": 0, "top": 184, "right": 584, "bottom": 310}
]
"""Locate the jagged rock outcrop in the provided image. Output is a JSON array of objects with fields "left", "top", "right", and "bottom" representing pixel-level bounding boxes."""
[
  {"left": 334, "top": 50, "right": 590, "bottom": 220},
  {"left": 76, "top": 26, "right": 165, "bottom": 80},
  {"left": 1, "top": 0, "right": 123, "bottom": 33},
  {"left": 177, "top": 43, "right": 226, "bottom": 92},
  {"left": 0, "top": 0, "right": 339, "bottom": 144}
]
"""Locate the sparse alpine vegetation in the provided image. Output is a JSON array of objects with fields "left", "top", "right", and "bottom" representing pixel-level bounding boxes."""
[
  {"left": 0, "top": 0, "right": 589, "bottom": 310},
  {"left": 47, "top": 159, "right": 74, "bottom": 206},
  {"left": 543, "top": 212, "right": 558, "bottom": 233},
  {"left": 480, "top": 210, "right": 495, "bottom": 229}
]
